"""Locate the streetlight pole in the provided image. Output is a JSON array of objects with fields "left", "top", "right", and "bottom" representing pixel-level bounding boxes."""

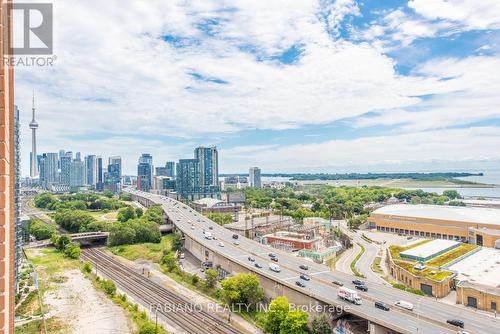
[{"left": 155, "top": 309, "right": 158, "bottom": 334}]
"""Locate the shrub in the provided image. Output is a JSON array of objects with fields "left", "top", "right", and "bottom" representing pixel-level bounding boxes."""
[
  {"left": 63, "top": 242, "right": 81, "bottom": 259},
  {"left": 138, "top": 323, "right": 156, "bottom": 334},
  {"left": 54, "top": 210, "right": 96, "bottom": 232},
  {"left": 29, "top": 219, "right": 57, "bottom": 240},
  {"left": 82, "top": 262, "right": 92, "bottom": 273},
  {"left": 161, "top": 252, "right": 177, "bottom": 272},
  {"left": 221, "top": 273, "right": 264, "bottom": 311},
  {"left": 100, "top": 279, "right": 116, "bottom": 296}
]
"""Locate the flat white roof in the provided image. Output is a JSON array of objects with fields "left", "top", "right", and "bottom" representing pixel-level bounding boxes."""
[
  {"left": 193, "top": 198, "right": 225, "bottom": 208},
  {"left": 401, "top": 239, "right": 459, "bottom": 258},
  {"left": 450, "top": 248, "right": 500, "bottom": 287},
  {"left": 372, "top": 204, "right": 500, "bottom": 226}
]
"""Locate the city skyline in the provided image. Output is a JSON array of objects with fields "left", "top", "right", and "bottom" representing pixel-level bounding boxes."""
[{"left": 15, "top": 1, "right": 500, "bottom": 176}]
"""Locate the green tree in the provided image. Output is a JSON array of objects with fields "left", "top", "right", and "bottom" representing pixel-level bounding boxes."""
[
  {"left": 54, "top": 210, "right": 96, "bottom": 232},
  {"left": 171, "top": 232, "right": 183, "bottom": 251},
  {"left": 443, "top": 190, "right": 461, "bottom": 200},
  {"left": 135, "top": 207, "right": 143, "bottom": 218},
  {"left": 161, "top": 252, "right": 177, "bottom": 272},
  {"left": 206, "top": 213, "right": 233, "bottom": 225},
  {"left": 142, "top": 205, "right": 164, "bottom": 224},
  {"left": 34, "top": 193, "right": 59, "bottom": 209},
  {"left": 279, "top": 310, "right": 309, "bottom": 334},
  {"left": 204, "top": 269, "right": 218, "bottom": 288},
  {"left": 221, "top": 273, "right": 264, "bottom": 311},
  {"left": 29, "top": 219, "right": 56, "bottom": 240},
  {"left": 50, "top": 233, "right": 60, "bottom": 246},
  {"left": 311, "top": 314, "right": 332, "bottom": 334},
  {"left": 127, "top": 219, "right": 161, "bottom": 243},
  {"left": 55, "top": 234, "right": 72, "bottom": 250},
  {"left": 119, "top": 192, "right": 132, "bottom": 201},
  {"left": 265, "top": 296, "right": 290, "bottom": 334},
  {"left": 108, "top": 224, "right": 136, "bottom": 246},
  {"left": 117, "top": 206, "right": 136, "bottom": 222},
  {"left": 102, "top": 190, "right": 114, "bottom": 198},
  {"left": 63, "top": 242, "right": 81, "bottom": 259}
]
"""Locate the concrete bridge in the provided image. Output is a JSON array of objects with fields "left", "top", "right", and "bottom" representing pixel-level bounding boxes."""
[
  {"left": 25, "top": 232, "right": 109, "bottom": 248},
  {"left": 127, "top": 190, "right": 499, "bottom": 334}
]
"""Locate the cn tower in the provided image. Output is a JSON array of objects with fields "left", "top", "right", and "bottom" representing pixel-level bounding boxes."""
[{"left": 29, "top": 90, "right": 38, "bottom": 178}]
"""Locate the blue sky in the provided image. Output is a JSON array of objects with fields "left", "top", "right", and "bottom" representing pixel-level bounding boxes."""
[{"left": 15, "top": 0, "right": 500, "bottom": 175}]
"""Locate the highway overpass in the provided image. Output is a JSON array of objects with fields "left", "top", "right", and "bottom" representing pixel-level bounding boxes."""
[{"left": 127, "top": 189, "right": 499, "bottom": 334}]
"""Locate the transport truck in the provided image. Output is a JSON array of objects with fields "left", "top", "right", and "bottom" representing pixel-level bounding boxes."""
[{"left": 338, "top": 287, "right": 362, "bottom": 305}]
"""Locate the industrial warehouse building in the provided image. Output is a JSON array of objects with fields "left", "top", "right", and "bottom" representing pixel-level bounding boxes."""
[{"left": 368, "top": 204, "right": 500, "bottom": 248}]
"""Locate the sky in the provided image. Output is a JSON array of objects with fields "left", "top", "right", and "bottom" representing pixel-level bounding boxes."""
[{"left": 15, "top": 0, "right": 500, "bottom": 176}]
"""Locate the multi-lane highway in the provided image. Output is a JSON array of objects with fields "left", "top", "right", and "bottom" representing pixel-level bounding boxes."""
[{"left": 128, "top": 189, "right": 500, "bottom": 334}]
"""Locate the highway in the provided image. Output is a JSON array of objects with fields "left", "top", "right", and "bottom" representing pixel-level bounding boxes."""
[{"left": 128, "top": 189, "right": 500, "bottom": 334}]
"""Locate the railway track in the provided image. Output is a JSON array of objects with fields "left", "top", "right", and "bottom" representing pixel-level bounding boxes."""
[{"left": 81, "top": 248, "right": 243, "bottom": 334}]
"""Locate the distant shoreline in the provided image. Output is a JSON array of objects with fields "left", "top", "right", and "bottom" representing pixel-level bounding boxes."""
[{"left": 291, "top": 178, "right": 498, "bottom": 189}]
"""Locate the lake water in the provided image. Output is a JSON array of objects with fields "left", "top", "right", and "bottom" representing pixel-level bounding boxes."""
[{"left": 262, "top": 171, "right": 500, "bottom": 198}]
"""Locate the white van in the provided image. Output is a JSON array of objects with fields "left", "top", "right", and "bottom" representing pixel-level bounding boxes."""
[
  {"left": 269, "top": 263, "right": 281, "bottom": 272},
  {"left": 394, "top": 300, "right": 414, "bottom": 311}
]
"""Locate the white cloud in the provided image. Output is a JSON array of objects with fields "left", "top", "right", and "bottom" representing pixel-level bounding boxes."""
[
  {"left": 14, "top": 0, "right": 500, "bottom": 175},
  {"left": 409, "top": 0, "right": 500, "bottom": 30},
  {"left": 222, "top": 127, "right": 500, "bottom": 172},
  {"left": 353, "top": 56, "right": 500, "bottom": 130},
  {"left": 355, "top": 1, "right": 500, "bottom": 51}
]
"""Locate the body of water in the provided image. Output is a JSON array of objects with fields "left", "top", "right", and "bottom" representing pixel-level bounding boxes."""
[{"left": 259, "top": 171, "right": 500, "bottom": 198}]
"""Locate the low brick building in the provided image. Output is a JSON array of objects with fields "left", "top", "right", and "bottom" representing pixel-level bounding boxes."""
[
  {"left": 264, "top": 231, "right": 323, "bottom": 251},
  {"left": 456, "top": 281, "right": 500, "bottom": 313}
]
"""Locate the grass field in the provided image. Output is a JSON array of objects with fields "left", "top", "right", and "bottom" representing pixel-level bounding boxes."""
[
  {"left": 394, "top": 261, "right": 453, "bottom": 281},
  {"left": 109, "top": 235, "right": 174, "bottom": 263},
  {"left": 389, "top": 239, "right": 432, "bottom": 260},
  {"left": 371, "top": 257, "right": 384, "bottom": 274},
  {"left": 350, "top": 243, "right": 366, "bottom": 278},
  {"left": 88, "top": 210, "right": 119, "bottom": 222},
  {"left": 15, "top": 317, "right": 66, "bottom": 334},
  {"left": 426, "top": 244, "right": 478, "bottom": 267}
]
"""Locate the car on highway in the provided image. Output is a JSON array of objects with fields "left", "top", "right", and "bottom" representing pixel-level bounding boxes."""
[
  {"left": 191, "top": 225, "right": 195, "bottom": 229},
  {"left": 394, "top": 300, "right": 414, "bottom": 311},
  {"left": 271, "top": 257, "right": 278, "bottom": 262},
  {"left": 295, "top": 281, "right": 306, "bottom": 287},
  {"left": 332, "top": 280, "right": 343, "bottom": 286},
  {"left": 248, "top": 256, "right": 255, "bottom": 262},
  {"left": 300, "top": 274, "right": 310, "bottom": 281},
  {"left": 233, "top": 241, "right": 240, "bottom": 246},
  {"left": 375, "top": 301, "right": 390, "bottom": 311},
  {"left": 299, "top": 264, "right": 309, "bottom": 270},
  {"left": 268, "top": 253, "right": 277, "bottom": 258},
  {"left": 269, "top": 263, "right": 281, "bottom": 272},
  {"left": 254, "top": 263, "right": 262, "bottom": 268},
  {"left": 212, "top": 235, "right": 217, "bottom": 240},
  {"left": 218, "top": 242, "right": 224, "bottom": 247},
  {"left": 232, "top": 234, "right": 239, "bottom": 239},
  {"left": 446, "top": 319, "right": 464, "bottom": 328},
  {"left": 352, "top": 279, "right": 365, "bottom": 286},
  {"left": 355, "top": 284, "right": 368, "bottom": 292},
  {"left": 209, "top": 226, "right": 213, "bottom": 230}
]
